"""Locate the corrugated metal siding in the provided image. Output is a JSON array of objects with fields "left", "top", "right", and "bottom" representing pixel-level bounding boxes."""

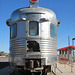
[
  {"left": 40, "top": 38, "right": 57, "bottom": 65},
  {"left": 10, "top": 38, "right": 26, "bottom": 56},
  {"left": 40, "top": 39, "right": 57, "bottom": 54}
]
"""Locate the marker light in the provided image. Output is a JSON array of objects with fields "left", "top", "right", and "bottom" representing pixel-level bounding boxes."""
[{"left": 30, "top": 0, "right": 38, "bottom": 3}]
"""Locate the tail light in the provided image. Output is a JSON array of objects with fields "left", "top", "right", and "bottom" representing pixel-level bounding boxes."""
[{"left": 30, "top": 0, "right": 38, "bottom": 3}]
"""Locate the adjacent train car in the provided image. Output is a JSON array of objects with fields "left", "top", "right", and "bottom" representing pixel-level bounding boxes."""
[{"left": 6, "top": 0, "right": 60, "bottom": 74}]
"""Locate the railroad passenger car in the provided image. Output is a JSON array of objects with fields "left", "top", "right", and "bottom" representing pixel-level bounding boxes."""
[{"left": 6, "top": 0, "right": 60, "bottom": 75}]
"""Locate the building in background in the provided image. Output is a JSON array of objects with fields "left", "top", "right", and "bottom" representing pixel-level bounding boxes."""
[{"left": 57, "top": 46, "right": 75, "bottom": 63}]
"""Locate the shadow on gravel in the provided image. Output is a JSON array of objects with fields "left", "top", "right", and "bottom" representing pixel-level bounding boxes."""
[{"left": 0, "top": 62, "right": 9, "bottom": 69}]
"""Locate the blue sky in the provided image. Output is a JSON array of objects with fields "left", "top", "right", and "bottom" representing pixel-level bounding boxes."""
[{"left": 0, "top": 0, "right": 75, "bottom": 53}]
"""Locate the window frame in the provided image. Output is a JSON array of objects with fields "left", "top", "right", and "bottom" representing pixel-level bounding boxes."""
[
  {"left": 10, "top": 24, "right": 17, "bottom": 39},
  {"left": 50, "top": 24, "right": 56, "bottom": 38},
  {"left": 29, "top": 21, "right": 39, "bottom": 36}
]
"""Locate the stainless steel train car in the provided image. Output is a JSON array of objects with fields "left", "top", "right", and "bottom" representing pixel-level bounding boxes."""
[{"left": 6, "top": 0, "right": 60, "bottom": 75}]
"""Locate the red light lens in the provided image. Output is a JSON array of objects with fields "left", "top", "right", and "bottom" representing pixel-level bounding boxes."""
[{"left": 31, "top": 0, "right": 37, "bottom": 2}]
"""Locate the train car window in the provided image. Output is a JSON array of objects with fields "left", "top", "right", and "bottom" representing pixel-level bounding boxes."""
[
  {"left": 10, "top": 24, "right": 17, "bottom": 38},
  {"left": 29, "top": 21, "right": 39, "bottom": 36},
  {"left": 50, "top": 24, "right": 56, "bottom": 38}
]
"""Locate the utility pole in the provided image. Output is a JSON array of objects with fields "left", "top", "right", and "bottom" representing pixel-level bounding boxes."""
[
  {"left": 72, "top": 38, "right": 75, "bottom": 61},
  {"left": 68, "top": 36, "right": 70, "bottom": 46}
]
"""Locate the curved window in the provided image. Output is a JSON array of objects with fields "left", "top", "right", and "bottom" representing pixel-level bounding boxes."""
[
  {"left": 10, "top": 24, "right": 17, "bottom": 38},
  {"left": 29, "top": 21, "right": 39, "bottom": 36},
  {"left": 50, "top": 24, "right": 56, "bottom": 38}
]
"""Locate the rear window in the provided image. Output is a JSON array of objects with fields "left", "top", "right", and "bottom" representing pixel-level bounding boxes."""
[
  {"left": 29, "top": 21, "right": 39, "bottom": 36},
  {"left": 10, "top": 24, "right": 17, "bottom": 38}
]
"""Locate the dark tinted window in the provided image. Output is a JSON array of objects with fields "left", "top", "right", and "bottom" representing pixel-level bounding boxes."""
[
  {"left": 51, "top": 24, "right": 56, "bottom": 38},
  {"left": 29, "top": 21, "right": 39, "bottom": 36},
  {"left": 11, "top": 24, "right": 17, "bottom": 38}
]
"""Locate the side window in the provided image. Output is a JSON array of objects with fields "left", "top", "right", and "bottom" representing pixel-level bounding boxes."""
[
  {"left": 10, "top": 24, "right": 17, "bottom": 38},
  {"left": 29, "top": 21, "right": 39, "bottom": 36},
  {"left": 50, "top": 24, "right": 56, "bottom": 38}
]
